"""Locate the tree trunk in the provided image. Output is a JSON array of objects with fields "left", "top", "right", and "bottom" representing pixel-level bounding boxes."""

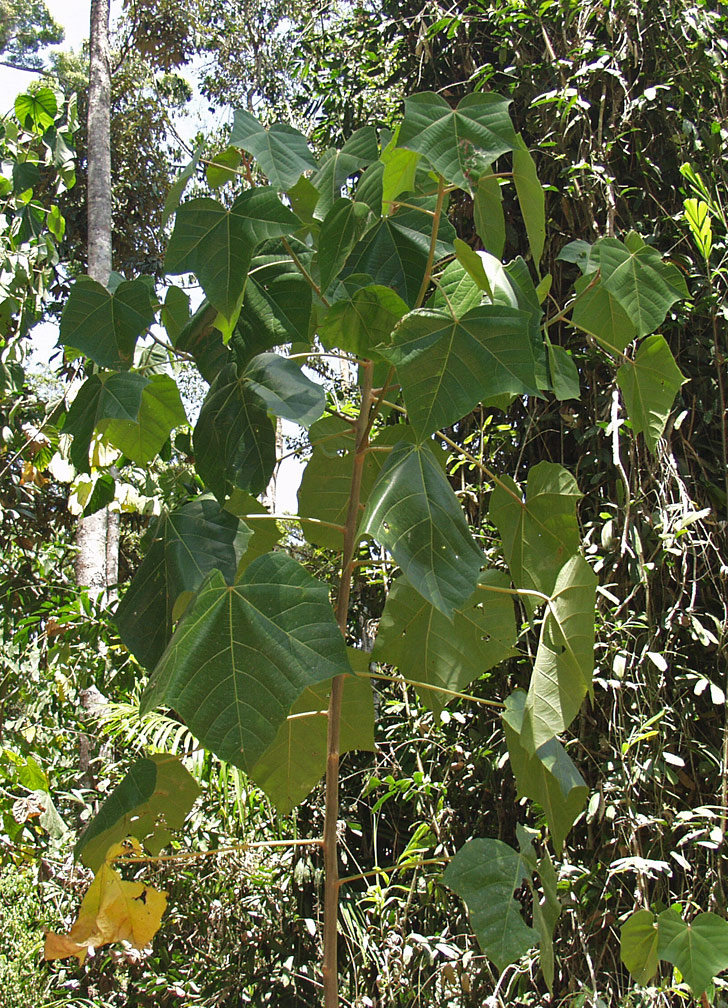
[{"left": 75, "top": 0, "right": 119, "bottom": 597}]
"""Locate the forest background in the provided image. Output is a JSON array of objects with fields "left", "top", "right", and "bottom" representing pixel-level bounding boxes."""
[{"left": 2, "top": 0, "right": 728, "bottom": 1006}]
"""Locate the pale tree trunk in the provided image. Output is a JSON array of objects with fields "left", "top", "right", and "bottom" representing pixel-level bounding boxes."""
[{"left": 76, "top": 0, "right": 119, "bottom": 599}]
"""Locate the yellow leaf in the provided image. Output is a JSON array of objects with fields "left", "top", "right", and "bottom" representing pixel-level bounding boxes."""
[{"left": 44, "top": 838, "right": 167, "bottom": 962}]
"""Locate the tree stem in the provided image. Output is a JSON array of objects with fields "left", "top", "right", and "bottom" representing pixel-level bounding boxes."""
[{"left": 322, "top": 361, "right": 375, "bottom": 1006}]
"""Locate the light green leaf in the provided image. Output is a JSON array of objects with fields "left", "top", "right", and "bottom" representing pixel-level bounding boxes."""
[
  {"left": 229, "top": 110, "right": 316, "bottom": 190},
  {"left": 617, "top": 334, "right": 686, "bottom": 454},
  {"left": 399, "top": 91, "right": 518, "bottom": 191},
  {"left": 621, "top": 909, "right": 659, "bottom": 985},
  {"left": 473, "top": 171, "right": 505, "bottom": 258},
  {"left": 360, "top": 440, "right": 482, "bottom": 616},
  {"left": 319, "top": 284, "right": 408, "bottom": 357},
  {"left": 244, "top": 352, "right": 325, "bottom": 427},
  {"left": 571, "top": 275, "right": 637, "bottom": 354},
  {"left": 114, "top": 496, "right": 251, "bottom": 670},
  {"left": 75, "top": 755, "right": 201, "bottom": 872},
  {"left": 489, "top": 460, "right": 582, "bottom": 601},
  {"left": 288, "top": 174, "right": 320, "bottom": 227},
  {"left": 60, "top": 277, "right": 156, "bottom": 371},
  {"left": 521, "top": 555, "right": 597, "bottom": 751},
  {"left": 657, "top": 908, "right": 728, "bottom": 996},
  {"left": 141, "top": 554, "right": 351, "bottom": 771},
  {"left": 373, "top": 570, "right": 518, "bottom": 715},
  {"left": 165, "top": 188, "right": 299, "bottom": 331},
  {"left": 318, "top": 198, "right": 376, "bottom": 291},
  {"left": 250, "top": 673, "right": 375, "bottom": 813},
  {"left": 429, "top": 260, "right": 483, "bottom": 316},
  {"left": 101, "top": 375, "right": 187, "bottom": 463},
  {"left": 513, "top": 135, "right": 545, "bottom": 266},
  {"left": 385, "top": 306, "right": 540, "bottom": 438},
  {"left": 597, "top": 237, "right": 689, "bottom": 337},
  {"left": 454, "top": 237, "right": 494, "bottom": 298},
  {"left": 381, "top": 141, "right": 421, "bottom": 213},
  {"left": 64, "top": 372, "right": 149, "bottom": 473},
  {"left": 503, "top": 690, "right": 588, "bottom": 853},
  {"left": 684, "top": 197, "right": 712, "bottom": 260},
  {"left": 15, "top": 88, "right": 57, "bottom": 131},
  {"left": 205, "top": 146, "right": 242, "bottom": 189},
  {"left": 546, "top": 337, "right": 580, "bottom": 401},
  {"left": 442, "top": 838, "right": 537, "bottom": 971}
]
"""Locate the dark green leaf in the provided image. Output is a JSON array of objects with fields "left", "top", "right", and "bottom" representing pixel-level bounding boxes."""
[
  {"left": 141, "top": 554, "right": 351, "bottom": 771},
  {"left": 546, "top": 338, "right": 580, "bottom": 400},
  {"left": 473, "top": 171, "right": 505, "bottom": 258},
  {"left": 657, "top": 908, "right": 728, "bottom": 996},
  {"left": 205, "top": 146, "right": 242, "bottom": 189},
  {"left": 360, "top": 441, "right": 482, "bottom": 616},
  {"left": 571, "top": 275, "right": 637, "bottom": 354},
  {"left": 621, "top": 910, "right": 659, "bottom": 986},
  {"left": 442, "top": 838, "right": 537, "bottom": 971},
  {"left": 174, "top": 300, "right": 230, "bottom": 383},
  {"left": 60, "top": 277, "right": 156, "bottom": 370},
  {"left": 311, "top": 127, "right": 379, "bottom": 219},
  {"left": 319, "top": 284, "right": 408, "bottom": 357},
  {"left": 64, "top": 372, "right": 147, "bottom": 472},
  {"left": 229, "top": 110, "right": 317, "bottom": 190},
  {"left": 513, "top": 135, "right": 545, "bottom": 266},
  {"left": 597, "top": 237, "right": 689, "bottom": 337},
  {"left": 75, "top": 755, "right": 201, "bottom": 872},
  {"left": 161, "top": 286, "right": 191, "bottom": 344},
  {"left": 244, "top": 352, "right": 325, "bottom": 426},
  {"left": 617, "top": 334, "right": 686, "bottom": 454},
  {"left": 319, "top": 198, "right": 376, "bottom": 291}
]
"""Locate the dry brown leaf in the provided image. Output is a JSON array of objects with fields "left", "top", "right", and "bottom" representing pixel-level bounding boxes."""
[{"left": 44, "top": 838, "right": 167, "bottom": 963}]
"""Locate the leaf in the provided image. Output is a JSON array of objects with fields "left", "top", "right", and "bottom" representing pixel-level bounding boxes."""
[
  {"left": 533, "top": 850, "right": 561, "bottom": 991},
  {"left": 161, "top": 285, "right": 191, "bottom": 343},
  {"left": 381, "top": 141, "right": 421, "bottom": 213},
  {"left": 513, "top": 135, "right": 545, "bottom": 266},
  {"left": 75, "top": 755, "right": 201, "bottom": 872},
  {"left": 617, "top": 334, "right": 686, "bottom": 454},
  {"left": 489, "top": 460, "right": 582, "bottom": 601},
  {"left": 60, "top": 277, "right": 156, "bottom": 370},
  {"left": 596, "top": 237, "right": 689, "bottom": 337},
  {"left": 288, "top": 174, "right": 320, "bottom": 227},
  {"left": 373, "top": 570, "right": 518, "bottom": 715},
  {"left": 442, "top": 837, "right": 537, "bottom": 971},
  {"left": 502, "top": 690, "right": 588, "bottom": 853},
  {"left": 250, "top": 673, "right": 375, "bottom": 812},
  {"left": 237, "top": 249, "right": 313, "bottom": 356},
  {"left": 101, "top": 375, "right": 187, "bottom": 464},
  {"left": 385, "top": 305, "right": 540, "bottom": 438},
  {"left": 621, "top": 909, "right": 659, "bottom": 985},
  {"left": 44, "top": 839, "right": 167, "bottom": 963},
  {"left": 684, "top": 197, "right": 712, "bottom": 260},
  {"left": 546, "top": 337, "right": 580, "bottom": 401},
  {"left": 141, "top": 555, "right": 351, "bottom": 771},
  {"left": 229, "top": 109, "right": 317, "bottom": 190},
  {"left": 205, "top": 146, "right": 242, "bottom": 189},
  {"left": 521, "top": 555, "right": 597, "bottom": 751},
  {"left": 319, "top": 284, "right": 408, "bottom": 357},
  {"left": 243, "top": 352, "right": 325, "bottom": 427},
  {"left": 193, "top": 363, "right": 276, "bottom": 499},
  {"left": 173, "top": 300, "right": 230, "bottom": 383},
  {"left": 473, "top": 170, "right": 506, "bottom": 258},
  {"left": 162, "top": 143, "right": 203, "bottom": 227},
  {"left": 571, "top": 275, "right": 637, "bottom": 354},
  {"left": 399, "top": 91, "right": 518, "bottom": 191},
  {"left": 319, "top": 198, "right": 377, "bottom": 291},
  {"left": 429, "top": 260, "right": 483, "bottom": 316},
  {"left": 311, "top": 127, "right": 379, "bottom": 219},
  {"left": 223, "top": 490, "right": 284, "bottom": 570},
  {"left": 360, "top": 440, "right": 482, "bottom": 616},
  {"left": 115, "top": 496, "right": 251, "bottom": 669},
  {"left": 15, "top": 88, "right": 57, "bottom": 131},
  {"left": 165, "top": 188, "right": 299, "bottom": 333},
  {"left": 657, "top": 908, "right": 728, "bottom": 996}
]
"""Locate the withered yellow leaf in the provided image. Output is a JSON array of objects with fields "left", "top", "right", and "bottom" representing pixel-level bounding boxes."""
[{"left": 44, "top": 838, "right": 167, "bottom": 963}]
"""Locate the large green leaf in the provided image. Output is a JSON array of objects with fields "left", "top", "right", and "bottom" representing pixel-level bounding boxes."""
[
  {"left": 319, "top": 284, "right": 408, "bottom": 358},
  {"left": 373, "top": 570, "right": 518, "bottom": 715},
  {"left": 75, "top": 755, "right": 201, "bottom": 872},
  {"left": 243, "top": 352, "right": 325, "bottom": 427},
  {"left": 165, "top": 188, "right": 299, "bottom": 333},
  {"left": 442, "top": 838, "right": 537, "bottom": 971},
  {"left": 546, "top": 338, "right": 580, "bottom": 401},
  {"left": 173, "top": 300, "right": 230, "bottom": 383},
  {"left": 521, "top": 555, "right": 597, "bottom": 751},
  {"left": 399, "top": 92, "right": 518, "bottom": 191},
  {"left": 360, "top": 440, "right": 482, "bottom": 616},
  {"left": 114, "top": 496, "right": 251, "bottom": 670},
  {"left": 489, "top": 461, "right": 582, "bottom": 601},
  {"left": 141, "top": 554, "right": 351, "bottom": 771},
  {"left": 429, "top": 260, "right": 483, "bottom": 316},
  {"left": 617, "top": 334, "right": 686, "bottom": 454},
  {"left": 250, "top": 673, "right": 375, "bottom": 812},
  {"left": 194, "top": 364, "right": 276, "bottom": 499},
  {"left": 621, "top": 910, "right": 659, "bottom": 985},
  {"left": 102, "top": 375, "right": 186, "bottom": 464},
  {"left": 60, "top": 276, "right": 155, "bottom": 370},
  {"left": 236, "top": 251, "right": 313, "bottom": 358},
  {"left": 228, "top": 109, "right": 316, "bottom": 190},
  {"left": 503, "top": 690, "right": 588, "bottom": 853},
  {"left": 343, "top": 199, "right": 455, "bottom": 307},
  {"left": 385, "top": 305, "right": 540, "bottom": 438},
  {"left": 312, "top": 127, "right": 379, "bottom": 219},
  {"left": 473, "top": 171, "right": 505, "bottom": 258},
  {"left": 513, "top": 135, "right": 545, "bottom": 266},
  {"left": 380, "top": 140, "right": 421, "bottom": 213},
  {"left": 596, "top": 237, "right": 689, "bottom": 337},
  {"left": 571, "top": 275, "right": 637, "bottom": 354},
  {"left": 657, "top": 908, "right": 728, "bottom": 996},
  {"left": 318, "top": 198, "right": 377, "bottom": 291}
]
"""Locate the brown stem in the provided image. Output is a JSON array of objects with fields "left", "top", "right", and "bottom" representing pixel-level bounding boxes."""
[{"left": 322, "top": 361, "right": 375, "bottom": 1007}]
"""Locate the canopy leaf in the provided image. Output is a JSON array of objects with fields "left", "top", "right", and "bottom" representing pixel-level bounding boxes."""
[
  {"left": 229, "top": 110, "right": 316, "bottom": 190},
  {"left": 60, "top": 276, "right": 155, "bottom": 370}
]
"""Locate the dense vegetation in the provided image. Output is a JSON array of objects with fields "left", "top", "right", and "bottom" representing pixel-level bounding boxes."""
[{"left": 2, "top": 1, "right": 728, "bottom": 1006}]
